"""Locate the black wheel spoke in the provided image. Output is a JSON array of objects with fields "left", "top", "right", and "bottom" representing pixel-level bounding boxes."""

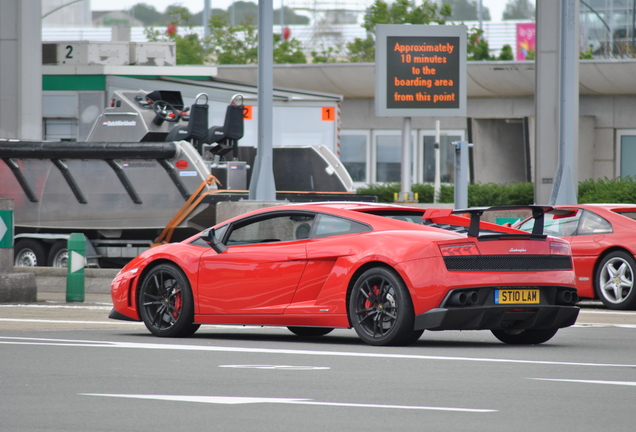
[
  {"left": 349, "top": 268, "right": 417, "bottom": 346},
  {"left": 138, "top": 264, "right": 199, "bottom": 337}
]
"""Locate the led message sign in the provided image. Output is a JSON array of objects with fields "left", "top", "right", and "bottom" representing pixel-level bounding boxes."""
[{"left": 375, "top": 25, "right": 467, "bottom": 117}]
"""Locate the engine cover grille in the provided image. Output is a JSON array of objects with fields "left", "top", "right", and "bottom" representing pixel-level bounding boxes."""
[{"left": 443, "top": 255, "right": 572, "bottom": 271}]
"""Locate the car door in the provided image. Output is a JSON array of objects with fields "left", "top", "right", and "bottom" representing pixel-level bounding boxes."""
[
  {"left": 196, "top": 211, "right": 315, "bottom": 315},
  {"left": 289, "top": 214, "right": 372, "bottom": 309}
]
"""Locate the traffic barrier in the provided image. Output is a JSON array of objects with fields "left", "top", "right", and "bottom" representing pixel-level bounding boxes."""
[
  {"left": 0, "top": 199, "right": 36, "bottom": 302},
  {"left": 66, "top": 233, "right": 86, "bottom": 302}
]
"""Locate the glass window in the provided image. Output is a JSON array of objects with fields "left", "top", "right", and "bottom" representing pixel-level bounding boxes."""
[
  {"left": 517, "top": 211, "right": 581, "bottom": 237},
  {"left": 620, "top": 134, "right": 636, "bottom": 178},
  {"left": 226, "top": 213, "right": 316, "bottom": 246},
  {"left": 517, "top": 209, "right": 612, "bottom": 237},
  {"left": 313, "top": 214, "right": 370, "bottom": 238},
  {"left": 422, "top": 134, "right": 461, "bottom": 183},
  {"left": 376, "top": 135, "right": 402, "bottom": 183},
  {"left": 577, "top": 210, "right": 612, "bottom": 235},
  {"left": 340, "top": 134, "right": 367, "bottom": 183}
]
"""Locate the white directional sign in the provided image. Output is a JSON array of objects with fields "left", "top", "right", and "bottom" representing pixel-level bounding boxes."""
[
  {"left": 0, "top": 211, "right": 13, "bottom": 248},
  {"left": 70, "top": 250, "right": 86, "bottom": 273}
]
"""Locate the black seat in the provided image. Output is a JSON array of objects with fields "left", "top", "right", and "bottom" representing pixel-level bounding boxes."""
[
  {"left": 165, "top": 93, "right": 209, "bottom": 151},
  {"left": 205, "top": 94, "right": 245, "bottom": 159}
]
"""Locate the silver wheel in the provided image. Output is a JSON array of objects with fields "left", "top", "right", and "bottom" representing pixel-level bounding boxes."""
[
  {"left": 14, "top": 239, "right": 47, "bottom": 267},
  {"left": 47, "top": 241, "right": 69, "bottom": 268},
  {"left": 596, "top": 251, "right": 636, "bottom": 310}
]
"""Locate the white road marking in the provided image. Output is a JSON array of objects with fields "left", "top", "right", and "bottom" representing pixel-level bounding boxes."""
[
  {"left": 0, "top": 318, "right": 142, "bottom": 325},
  {"left": 80, "top": 393, "right": 496, "bottom": 413},
  {"left": 1, "top": 336, "right": 635, "bottom": 369},
  {"left": 530, "top": 378, "right": 636, "bottom": 387},
  {"left": 579, "top": 310, "right": 636, "bottom": 315},
  {"left": 0, "top": 304, "right": 112, "bottom": 310},
  {"left": 219, "top": 364, "right": 330, "bottom": 370},
  {"left": 573, "top": 323, "right": 636, "bottom": 329}
]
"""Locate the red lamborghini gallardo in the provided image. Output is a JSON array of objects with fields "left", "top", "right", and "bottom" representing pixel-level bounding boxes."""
[{"left": 110, "top": 202, "right": 579, "bottom": 346}]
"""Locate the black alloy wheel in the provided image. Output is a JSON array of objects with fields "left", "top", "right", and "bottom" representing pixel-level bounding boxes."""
[
  {"left": 349, "top": 267, "right": 423, "bottom": 346},
  {"left": 138, "top": 264, "right": 200, "bottom": 337}
]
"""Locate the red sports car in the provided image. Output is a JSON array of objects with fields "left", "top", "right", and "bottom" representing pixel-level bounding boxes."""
[
  {"left": 515, "top": 203, "right": 636, "bottom": 310},
  {"left": 110, "top": 202, "right": 579, "bottom": 346}
]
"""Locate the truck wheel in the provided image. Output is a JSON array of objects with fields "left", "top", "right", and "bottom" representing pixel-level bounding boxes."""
[
  {"left": 47, "top": 241, "right": 69, "bottom": 268},
  {"left": 14, "top": 239, "right": 48, "bottom": 267}
]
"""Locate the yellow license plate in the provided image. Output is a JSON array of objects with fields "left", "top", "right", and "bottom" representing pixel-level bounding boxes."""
[{"left": 494, "top": 289, "right": 540, "bottom": 304}]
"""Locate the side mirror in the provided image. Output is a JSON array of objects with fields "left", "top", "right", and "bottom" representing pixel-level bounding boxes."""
[{"left": 207, "top": 228, "right": 227, "bottom": 253}]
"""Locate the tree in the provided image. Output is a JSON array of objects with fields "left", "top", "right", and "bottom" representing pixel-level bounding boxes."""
[
  {"left": 207, "top": 15, "right": 306, "bottom": 65},
  {"left": 346, "top": 0, "right": 452, "bottom": 63},
  {"left": 503, "top": 0, "right": 536, "bottom": 20},
  {"left": 445, "top": 0, "right": 491, "bottom": 21},
  {"left": 227, "top": 1, "right": 259, "bottom": 25},
  {"left": 145, "top": 7, "right": 210, "bottom": 65},
  {"left": 467, "top": 28, "right": 491, "bottom": 60},
  {"left": 207, "top": 15, "right": 259, "bottom": 64},
  {"left": 274, "top": 35, "right": 308, "bottom": 64},
  {"left": 498, "top": 44, "right": 514, "bottom": 60},
  {"left": 274, "top": 6, "right": 310, "bottom": 25},
  {"left": 130, "top": 3, "right": 167, "bottom": 26}
]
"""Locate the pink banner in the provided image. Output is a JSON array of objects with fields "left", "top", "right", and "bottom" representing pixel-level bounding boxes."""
[{"left": 516, "top": 23, "right": 536, "bottom": 60}]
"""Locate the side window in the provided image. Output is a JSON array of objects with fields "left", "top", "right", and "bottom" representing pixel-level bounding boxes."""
[
  {"left": 314, "top": 214, "right": 370, "bottom": 238},
  {"left": 226, "top": 213, "right": 315, "bottom": 246},
  {"left": 577, "top": 210, "right": 612, "bottom": 235}
]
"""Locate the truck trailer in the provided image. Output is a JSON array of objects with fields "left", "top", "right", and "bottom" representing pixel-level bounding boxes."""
[{"left": 0, "top": 89, "right": 363, "bottom": 267}]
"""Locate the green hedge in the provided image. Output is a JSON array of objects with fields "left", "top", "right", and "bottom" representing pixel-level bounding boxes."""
[
  {"left": 358, "top": 178, "right": 636, "bottom": 205},
  {"left": 578, "top": 177, "right": 636, "bottom": 203}
]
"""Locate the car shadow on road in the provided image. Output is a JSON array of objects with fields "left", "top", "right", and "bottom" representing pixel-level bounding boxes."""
[{"left": 119, "top": 328, "right": 520, "bottom": 348}]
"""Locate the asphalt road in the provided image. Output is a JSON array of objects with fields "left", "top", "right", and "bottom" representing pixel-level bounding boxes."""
[{"left": 1, "top": 294, "right": 636, "bottom": 432}]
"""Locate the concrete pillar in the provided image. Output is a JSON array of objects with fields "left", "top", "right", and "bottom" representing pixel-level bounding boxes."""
[
  {"left": 0, "top": 0, "right": 42, "bottom": 140},
  {"left": 534, "top": 0, "right": 580, "bottom": 205},
  {"left": 534, "top": 0, "right": 561, "bottom": 204}
]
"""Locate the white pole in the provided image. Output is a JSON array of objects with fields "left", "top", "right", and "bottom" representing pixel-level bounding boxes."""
[
  {"left": 434, "top": 119, "right": 441, "bottom": 203},
  {"left": 400, "top": 117, "right": 412, "bottom": 202}
]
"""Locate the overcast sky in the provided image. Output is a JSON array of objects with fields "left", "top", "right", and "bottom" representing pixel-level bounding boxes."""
[{"left": 90, "top": 0, "right": 512, "bottom": 22}]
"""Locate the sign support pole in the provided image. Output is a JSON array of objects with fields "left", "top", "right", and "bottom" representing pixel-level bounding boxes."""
[
  {"left": 400, "top": 117, "right": 412, "bottom": 202},
  {"left": 434, "top": 119, "right": 441, "bottom": 203}
]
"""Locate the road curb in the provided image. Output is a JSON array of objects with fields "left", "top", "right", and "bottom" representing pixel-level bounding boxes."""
[{"left": 11, "top": 267, "right": 118, "bottom": 294}]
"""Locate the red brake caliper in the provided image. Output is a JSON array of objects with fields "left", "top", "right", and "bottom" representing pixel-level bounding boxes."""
[
  {"left": 365, "top": 285, "right": 380, "bottom": 311},
  {"left": 173, "top": 289, "right": 182, "bottom": 318}
]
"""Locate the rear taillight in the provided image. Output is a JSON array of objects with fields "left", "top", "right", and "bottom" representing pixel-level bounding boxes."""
[
  {"left": 550, "top": 242, "right": 571, "bottom": 256},
  {"left": 439, "top": 243, "right": 480, "bottom": 256}
]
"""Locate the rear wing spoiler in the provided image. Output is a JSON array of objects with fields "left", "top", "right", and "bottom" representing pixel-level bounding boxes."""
[{"left": 423, "top": 205, "right": 554, "bottom": 238}]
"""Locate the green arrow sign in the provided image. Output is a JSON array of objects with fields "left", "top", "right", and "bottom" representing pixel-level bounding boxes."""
[{"left": 0, "top": 210, "right": 13, "bottom": 248}]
